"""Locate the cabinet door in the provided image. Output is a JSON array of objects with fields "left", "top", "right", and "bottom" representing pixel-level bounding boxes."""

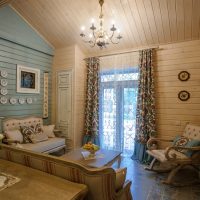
[{"left": 57, "top": 71, "right": 72, "bottom": 139}]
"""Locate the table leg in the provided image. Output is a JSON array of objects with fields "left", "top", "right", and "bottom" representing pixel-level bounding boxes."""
[{"left": 117, "top": 155, "right": 121, "bottom": 168}]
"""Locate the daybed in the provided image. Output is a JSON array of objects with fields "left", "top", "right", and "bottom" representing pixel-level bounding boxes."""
[
  {"left": 0, "top": 144, "right": 132, "bottom": 200},
  {"left": 2, "top": 116, "right": 66, "bottom": 153}
]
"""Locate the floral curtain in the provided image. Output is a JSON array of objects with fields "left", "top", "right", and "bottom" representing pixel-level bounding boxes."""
[
  {"left": 83, "top": 57, "right": 100, "bottom": 145},
  {"left": 132, "top": 49, "right": 156, "bottom": 163}
]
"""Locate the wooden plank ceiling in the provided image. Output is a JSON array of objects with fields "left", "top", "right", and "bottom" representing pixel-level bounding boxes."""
[{"left": 10, "top": 0, "right": 200, "bottom": 55}]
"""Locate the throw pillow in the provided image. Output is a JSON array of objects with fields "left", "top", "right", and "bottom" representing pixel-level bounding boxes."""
[
  {"left": 115, "top": 168, "right": 127, "bottom": 191},
  {"left": 29, "top": 124, "right": 48, "bottom": 144},
  {"left": 5, "top": 129, "right": 23, "bottom": 143},
  {"left": 20, "top": 126, "right": 35, "bottom": 143},
  {"left": 173, "top": 135, "right": 200, "bottom": 157},
  {"left": 42, "top": 125, "right": 55, "bottom": 138}
]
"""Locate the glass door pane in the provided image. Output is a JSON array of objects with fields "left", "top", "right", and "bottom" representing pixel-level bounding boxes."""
[
  {"left": 101, "top": 88, "right": 116, "bottom": 149},
  {"left": 123, "top": 88, "right": 137, "bottom": 155}
]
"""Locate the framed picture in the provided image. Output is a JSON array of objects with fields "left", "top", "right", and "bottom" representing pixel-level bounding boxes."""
[{"left": 17, "top": 65, "right": 40, "bottom": 93}]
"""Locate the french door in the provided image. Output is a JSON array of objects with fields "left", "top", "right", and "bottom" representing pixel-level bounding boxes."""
[{"left": 99, "top": 71, "right": 138, "bottom": 156}]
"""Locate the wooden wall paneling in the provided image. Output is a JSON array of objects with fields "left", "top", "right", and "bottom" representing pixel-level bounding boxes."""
[
  {"left": 184, "top": 0, "right": 193, "bottom": 40},
  {"left": 151, "top": 0, "right": 165, "bottom": 43},
  {"left": 107, "top": 0, "right": 138, "bottom": 47},
  {"left": 167, "top": 0, "right": 177, "bottom": 42},
  {"left": 192, "top": 0, "right": 200, "bottom": 39},
  {"left": 135, "top": 0, "right": 154, "bottom": 45},
  {"left": 154, "top": 40, "right": 200, "bottom": 143},
  {"left": 0, "top": 39, "right": 53, "bottom": 132},
  {"left": 128, "top": 0, "right": 148, "bottom": 45},
  {"left": 142, "top": 0, "right": 159, "bottom": 44},
  {"left": 159, "top": 0, "right": 172, "bottom": 43},
  {"left": 176, "top": 0, "right": 185, "bottom": 41}
]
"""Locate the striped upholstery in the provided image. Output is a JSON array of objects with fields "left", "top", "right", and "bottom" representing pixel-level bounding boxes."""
[{"left": 0, "top": 144, "right": 132, "bottom": 200}]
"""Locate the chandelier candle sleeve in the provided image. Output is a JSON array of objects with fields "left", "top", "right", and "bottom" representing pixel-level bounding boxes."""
[{"left": 80, "top": 0, "right": 122, "bottom": 49}]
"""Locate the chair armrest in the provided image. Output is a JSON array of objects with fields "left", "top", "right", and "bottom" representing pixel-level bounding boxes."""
[
  {"left": 115, "top": 180, "right": 132, "bottom": 199},
  {"left": 147, "top": 137, "right": 173, "bottom": 150},
  {"left": 3, "top": 138, "right": 20, "bottom": 145}
]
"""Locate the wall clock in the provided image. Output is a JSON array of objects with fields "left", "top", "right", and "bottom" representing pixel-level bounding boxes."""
[
  {"left": 178, "top": 90, "right": 190, "bottom": 101},
  {"left": 178, "top": 71, "right": 190, "bottom": 81}
]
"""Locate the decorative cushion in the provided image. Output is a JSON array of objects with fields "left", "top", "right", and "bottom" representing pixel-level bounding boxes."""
[
  {"left": 43, "top": 125, "right": 55, "bottom": 138},
  {"left": 20, "top": 124, "right": 48, "bottom": 144},
  {"left": 5, "top": 130, "right": 23, "bottom": 143},
  {"left": 115, "top": 168, "right": 127, "bottom": 191},
  {"left": 20, "top": 126, "right": 34, "bottom": 143},
  {"left": 173, "top": 135, "right": 200, "bottom": 157}
]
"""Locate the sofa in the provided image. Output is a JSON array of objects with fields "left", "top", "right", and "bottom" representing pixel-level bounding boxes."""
[
  {"left": 2, "top": 116, "right": 66, "bottom": 153},
  {"left": 0, "top": 144, "right": 132, "bottom": 200}
]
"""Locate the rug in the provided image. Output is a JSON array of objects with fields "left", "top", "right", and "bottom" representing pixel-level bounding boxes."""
[{"left": 0, "top": 172, "right": 21, "bottom": 191}]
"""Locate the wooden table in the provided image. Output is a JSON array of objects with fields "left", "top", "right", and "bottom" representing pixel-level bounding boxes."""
[
  {"left": 0, "top": 159, "right": 88, "bottom": 200},
  {"left": 61, "top": 148, "right": 122, "bottom": 168}
]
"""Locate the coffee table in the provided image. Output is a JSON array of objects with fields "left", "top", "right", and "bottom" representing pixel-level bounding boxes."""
[{"left": 61, "top": 148, "right": 122, "bottom": 168}]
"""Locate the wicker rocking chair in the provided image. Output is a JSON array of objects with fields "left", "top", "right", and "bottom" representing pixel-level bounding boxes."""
[{"left": 145, "top": 124, "right": 200, "bottom": 186}]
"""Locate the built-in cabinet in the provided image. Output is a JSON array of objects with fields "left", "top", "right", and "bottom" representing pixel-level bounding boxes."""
[{"left": 56, "top": 70, "right": 72, "bottom": 140}]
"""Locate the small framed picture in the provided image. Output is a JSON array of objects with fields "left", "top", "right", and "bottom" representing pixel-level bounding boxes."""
[{"left": 17, "top": 65, "right": 40, "bottom": 93}]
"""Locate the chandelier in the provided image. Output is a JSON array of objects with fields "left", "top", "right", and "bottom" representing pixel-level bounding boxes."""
[{"left": 80, "top": 0, "right": 122, "bottom": 49}]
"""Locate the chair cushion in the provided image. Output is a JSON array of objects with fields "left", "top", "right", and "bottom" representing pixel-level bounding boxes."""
[
  {"left": 43, "top": 125, "right": 55, "bottom": 138},
  {"left": 146, "top": 149, "right": 188, "bottom": 162},
  {"left": 17, "top": 138, "right": 65, "bottom": 153},
  {"left": 115, "top": 168, "right": 127, "bottom": 191},
  {"left": 5, "top": 129, "right": 23, "bottom": 143}
]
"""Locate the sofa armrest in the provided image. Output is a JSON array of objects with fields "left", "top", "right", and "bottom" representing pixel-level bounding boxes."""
[
  {"left": 147, "top": 137, "right": 173, "bottom": 150},
  {"left": 3, "top": 138, "right": 20, "bottom": 145},
  {"left": 53, "top": 129, "right": 62, "bottom": 137}
]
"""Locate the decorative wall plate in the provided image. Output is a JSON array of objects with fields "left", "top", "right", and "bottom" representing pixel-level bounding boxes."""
[
  {"left": 178, "top": 71, "right": 190, "bottom": 81},
  {"left": 1, "top": 70, "right": 8, "bottom": 78},
  {"left": 0, "top": 79, "right": 8, "bottom": 86},
  {"left": 27, "top": 97, "right": 33, "bottom": 104},
  {"left": 0, "top": 88, "right": 8, "bottom": 95},
  {"left": 0, "top": 96, "right": 7, "bottom": 104},
  {"left": 10, "top": 97, "right": 17, "bottom": 104},
  {"left": 178, "top": 90, "right": 190, "bottom": 101},
  {"left": 19, "top": 97, "right": 25, "bottom": 104}
]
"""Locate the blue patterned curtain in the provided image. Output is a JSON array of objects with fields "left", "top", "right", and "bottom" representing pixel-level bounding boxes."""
[
  {"left": 83, "top": 57, "right": 100, "bottom": 145},
  {"left": 132, "top": 49, "right": 156, "bottom": 163}
]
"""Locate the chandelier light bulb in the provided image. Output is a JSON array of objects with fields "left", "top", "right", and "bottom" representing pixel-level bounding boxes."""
[
  {"left": 117, "top": 29, "right": 120, "bottom": 33},
  {"left": 89, "top": 33, "right": 93, "bottom": 38},
  {"left": 81, "top": 26, "right": 85, "bottom": 31},
  {"left": 111, "top": 20, "right": 115, "bottom": 25},
  {"left": 91, "top": 18, "right": 95, "bottom": 24}
]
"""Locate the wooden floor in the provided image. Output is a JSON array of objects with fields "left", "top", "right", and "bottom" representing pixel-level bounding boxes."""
[{"left": 119, "top": 157, "right": 200, "bottom": 200}]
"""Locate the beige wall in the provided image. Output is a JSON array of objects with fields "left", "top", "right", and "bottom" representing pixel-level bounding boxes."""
[
  {"left": 51, "top": 45, "right": 86, "bottom": 148},
  {"left": 154, "top": 40, "right": 200, "bottom": 146}
]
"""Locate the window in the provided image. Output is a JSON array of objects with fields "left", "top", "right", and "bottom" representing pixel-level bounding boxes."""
[{"left": 99, "top": 68, "right": 138, "bottom": 156}]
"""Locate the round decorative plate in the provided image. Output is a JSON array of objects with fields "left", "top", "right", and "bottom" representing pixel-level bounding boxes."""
[
  {"left": 19, "top": 97, "right": 25, "bottom": 104},
  {"left": 178, "top": 71, "right": 190, "bottom": 81},
  {"left": 10, "top": 97, "right": 17, "bottom": 104},
  {"left": 0, "top": 96, "right": 7, "bottom": 104},
  {"left": 0, "top": 88, "right": 8, "bottom": 95},
  {"left": 27, "top": 97, "right": 33, "bottom": 104},
  {"left": 1, "top": 70, "right": 8, "bottom": 78},
  {"left": 178, "top": 90, "right": 190, "bottom": 101},
  {"left": 0, "top": 79, "right": 8, "bottom": 86}
]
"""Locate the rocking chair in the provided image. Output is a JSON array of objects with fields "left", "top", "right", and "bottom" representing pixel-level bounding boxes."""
[{"left": 146, "top": 124, "right": 200, "bottom": 186}]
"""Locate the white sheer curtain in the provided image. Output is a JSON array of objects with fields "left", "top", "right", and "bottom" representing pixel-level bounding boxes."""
[{"left": 99, "top": 52, "right": 139, "bottom": 156}]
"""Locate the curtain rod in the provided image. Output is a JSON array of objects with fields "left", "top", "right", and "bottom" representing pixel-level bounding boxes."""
[
  {"left": 85, "top": 46, "right": 159, "bottom": 60},
  {"left": 0, "top": 37, "right": 54, "bottom": 57}
]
